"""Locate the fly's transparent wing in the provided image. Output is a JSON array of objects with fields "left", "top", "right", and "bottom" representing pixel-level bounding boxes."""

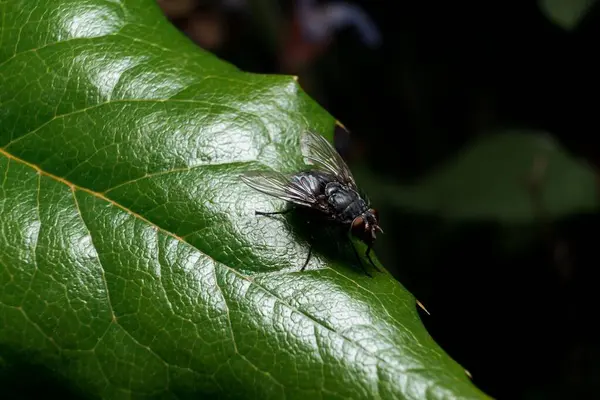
[
  {"left": 240, "top": 170, "right": 321, "bottom": 209},
  {"left": 300, "top": 131, "right": 358, "bottom": 189}
]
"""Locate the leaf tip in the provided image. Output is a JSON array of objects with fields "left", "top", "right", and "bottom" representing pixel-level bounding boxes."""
[
  {"left": 335, "top": 120, "right": 349, "bottom": 132},
  {"left": 416, "top": 299, "right": 430, "bottom": 315}
]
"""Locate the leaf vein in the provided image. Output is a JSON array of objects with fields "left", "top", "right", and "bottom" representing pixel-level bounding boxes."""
[
  {"left": 238, "top": 353, "right": 285, "bottom": 393},
  {"left": 70, "top": 185, "right": 117, "bottom": 324},
  {"left": 17, "top": 305, "right": 61, "bottom": 352},
  {"left": 327, "top": 267, "right": 424, "bottom": 349},
  {"left": 103, "top": 160, "right": 257, "bottom": 194},
  {"left": 228, "top": 268, "right": 411, "bottom": 376},
  {"left": 3, "top": 98, "right": 270, "bottom": 150},
  {"left": 212, "top": 265, "right": 238, "bottom": 354},
  {"left": 21, "top": 172, "right": 42, "bottom": 305}
]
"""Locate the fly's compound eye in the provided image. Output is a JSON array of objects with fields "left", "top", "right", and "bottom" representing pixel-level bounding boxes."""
[{"left": 351, "top": 216, "right": 366, "bottom": 233}]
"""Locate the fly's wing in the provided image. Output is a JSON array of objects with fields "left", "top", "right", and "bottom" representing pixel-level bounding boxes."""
[
  {"left": 240, "top": 170, "right": 326, "bottom": 210},
  {"left": 300, "top": 131, "right": 358, "bottom": 189}
]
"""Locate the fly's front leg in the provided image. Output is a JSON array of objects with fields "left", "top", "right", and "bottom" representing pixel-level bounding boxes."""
[
  {"left": 345, "top": 231, "right": 380, "bottom": 276},
  {"left": 349, "top": 240, "right": 372, "bottom": 277},
  {"left": 352, "top": 244, "right": 373, "bottom": 277}
]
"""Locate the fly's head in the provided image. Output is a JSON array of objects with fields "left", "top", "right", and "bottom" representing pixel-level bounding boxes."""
[{"left": 350, "top": 208, "right": 383, "bottom": 245}]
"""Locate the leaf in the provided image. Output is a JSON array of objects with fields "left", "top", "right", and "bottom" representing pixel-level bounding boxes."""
[
  {"left": 355, "top": 131, "right": 598, "bottom": 224},
  {"left": 0, "top": 1, "right": 489, "bottom": 399},
  {"left": 539, "top": 0, "right": 597, "bottom": 30}
]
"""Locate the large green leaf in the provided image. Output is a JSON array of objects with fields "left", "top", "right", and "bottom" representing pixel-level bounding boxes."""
[{"left": 0, "top": 1, "right": 489, "bottom": 399}]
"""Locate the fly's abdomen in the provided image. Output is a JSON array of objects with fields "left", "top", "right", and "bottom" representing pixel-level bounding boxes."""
[{"left": 291, "top": 171, "right": 330, "bottom": 197}]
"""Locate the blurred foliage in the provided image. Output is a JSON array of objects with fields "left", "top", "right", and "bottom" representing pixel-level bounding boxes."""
[
  {"left": 539, "top": 0, "right": 597, "bottom": 30},
  {"left": 353, "top": 131, "right": 597, "bottom": 224}
]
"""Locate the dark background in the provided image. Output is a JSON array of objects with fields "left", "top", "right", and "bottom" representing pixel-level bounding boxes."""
[{"left": 157, "top": 1, "right": 600, "bottom": 399}]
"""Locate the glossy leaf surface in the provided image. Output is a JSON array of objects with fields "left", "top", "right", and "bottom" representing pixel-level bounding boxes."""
[{"left": 0, "top": 1, "right": 489, "bottom": 398}]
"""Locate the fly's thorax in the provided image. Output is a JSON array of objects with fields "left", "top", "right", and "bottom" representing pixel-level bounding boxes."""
[
  {"left": 341, "top": 200, "right": 369, "bottom": 223},
  {"left": 324, "top": 183, "right": 366, "bottom": 223}
]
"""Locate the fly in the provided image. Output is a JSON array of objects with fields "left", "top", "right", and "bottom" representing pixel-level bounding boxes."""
[{"left": 240, "top": 130, "right": 383, "bottom": 276}]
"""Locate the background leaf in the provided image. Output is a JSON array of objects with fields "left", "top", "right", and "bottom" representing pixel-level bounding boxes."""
[
  {"left": 539, "top": 0, "right": 597, "bottom": 30},
  {"left": 354, "top": 131, "right": 597, "bottom": 224},
  {"left": 0, "top": 1, "right": 489, "bottom": 399}
]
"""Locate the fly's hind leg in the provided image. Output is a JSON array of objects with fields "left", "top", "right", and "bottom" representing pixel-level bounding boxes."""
[
  {"left": 255, "top": 209, "right": 292, "bottom": 216},
  {"left": 365, "top": 246, "right": 382, "bottom": 273},
  {"left": 300, "top": 222, "right": 316, "bottom": 272},
  {"left": 301, "top": 242, "right": 313, "bottom": 272}
]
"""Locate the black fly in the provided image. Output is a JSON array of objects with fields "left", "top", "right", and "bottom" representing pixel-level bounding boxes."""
[{"left": 240, "top": 131, "right": 383, "bottom": 276}]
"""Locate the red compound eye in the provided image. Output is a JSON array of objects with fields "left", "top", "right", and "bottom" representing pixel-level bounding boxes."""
[{"left": 351, "top": 216, "right": 365, "bottom": 232}]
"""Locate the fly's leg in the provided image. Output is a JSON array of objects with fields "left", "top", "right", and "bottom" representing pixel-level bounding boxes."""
[
  {"left": 301, "top": 243, "right": 313, "bottom": 272},
  {"left": 365, "top": 246, "right": 382, "bottom": 272},
  {"left": 255, "top": 209, "right": 292, "bottom": 216},
  {"left": 300, "top": 220, "right": 315, "bottom": 272},
  {"left": 350, "top": 241, "right": 372, "bottom": 277}
]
